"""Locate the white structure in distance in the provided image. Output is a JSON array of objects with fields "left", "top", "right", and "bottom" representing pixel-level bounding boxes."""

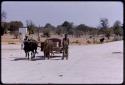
[
  {"left": 19, "top": 27, "right": 28, "bottom": 40},
  {"left": 19, "top": 27, "right": 28, "bottom": 49}
]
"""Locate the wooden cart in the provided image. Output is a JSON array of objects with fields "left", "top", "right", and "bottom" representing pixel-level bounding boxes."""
[{"left": 40, "top": 38, "right": 67, "bottom": 59}]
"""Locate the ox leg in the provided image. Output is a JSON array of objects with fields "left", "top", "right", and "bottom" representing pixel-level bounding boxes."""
[
  {"left": 62, "top": 48, "right": 68, "bottom": 60},
  {"left": 30, "top": 52, "right": 33, "bottom": 60},
  {"left": 47, "top": 52, "right": 50, "bottom": 60},
  {"left": 66, "top": 54, "right": 68, "bottom": 60},
  {"left": 45, "top": 53, "right": 47, "bottom": 60},
  {"left": 66, "top": 49, "right": 68, "bottom": 60},
  {"left": 45, "top": 51, "right": 49, "bottom": 60},
  {"left": 25, "top": 50, "right": 27, "bottom": 57},
  {"left": 25, "top": 52, "right": 27, "bottom": 57},
  {"left": 32, "top": 51, "right": 35, "bottom": 58},
  {"left": 49, "top": 52, "right": 51, "bottom": 59},
  {"left": 27, "top": 52, "right": 29, "bottom": 60},
  {"left": 31, "top": 51, "right": 35, "bottom": 60},
  {"left": 62, "top": 51, "right": 65, "bottom": 60},
  {"left": 43, "top": 51, "right": 46, "bottom": 60}
]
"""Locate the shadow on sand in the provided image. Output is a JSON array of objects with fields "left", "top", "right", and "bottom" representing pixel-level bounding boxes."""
[
  {"left": 12, "top": 55, "right": 62, "bottom": 61},
  {"left": 11, "top": 57, "right": 28, "bottom": 61},
  {"left": 112, "top": 51, "right": 122, "bottom": 54}
]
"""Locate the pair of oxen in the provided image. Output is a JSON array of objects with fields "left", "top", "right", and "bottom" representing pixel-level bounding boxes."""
[{"left": 23, "top": 39, "right": 68, "bottom": 60}]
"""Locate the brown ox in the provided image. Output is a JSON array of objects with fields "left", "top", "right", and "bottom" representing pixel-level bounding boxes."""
[{"left": 43, "top": 39, "right": 54, "bottom": 59}]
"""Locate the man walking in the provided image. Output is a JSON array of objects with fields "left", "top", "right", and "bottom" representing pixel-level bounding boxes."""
[{"left": 62, "top": 34, "right": 69, "bottom": 60}]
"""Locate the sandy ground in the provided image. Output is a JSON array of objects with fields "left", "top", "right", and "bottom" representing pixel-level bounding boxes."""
[{"left": 1, "top": 40, "right": 123, "bottom": 84}]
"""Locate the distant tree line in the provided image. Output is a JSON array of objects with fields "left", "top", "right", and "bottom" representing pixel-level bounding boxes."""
[{"left": 1, "top": 11, "right": 123, "bottom": 39}]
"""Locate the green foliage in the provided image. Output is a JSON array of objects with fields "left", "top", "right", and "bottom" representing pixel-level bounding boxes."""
[
  {"left": 1, "top": 22, "right": 10, "bottom": 34},
  {"left": 42, "top": 28, "right": 50, "bottom": 37},
  {"left": 44, "top": 23, "right": 56, "bottom": 33},
  {"left": 26, "top": 20, "right": 36, "bottom": 34},
  {"left": 76, "top": 24, "right": 87, "bottom": 32},
  {"left": 28, "top": 27, "right": 35, "bottom": 34},
  {"left": 56, "top": 28, "right": 62, "bottom": 35},
  {"left": 100, "top": 18, "right": 109, "bottom": 29},
  {"left": 13, "top": 31, "right": 19, "bottom": 39},
  {"left": 105, "top": 28, "right": 113, "bottom": 39},
  {"left": 1, "top": 18, "right": 123, "bottom": 39},
  {"left": 1, "top": 21, "right": 23, "bottom": 35},
  {"left": 113, "top": 21, "right": 122, "bottom": 36},
  {"left": 74, "top": 29, "right": 83, "bottom": 38},
  {"left": 98, "top": 18, "right": 115, "bottom": 39},
  {"left": 9, "top": 21, "right": 23, "bottom": 32},
  {"left": 61, "top": 21, "right": 74, "bottom": 34},
  {"left": 1, "top": 11, "right": 7, "bottom": 21}
]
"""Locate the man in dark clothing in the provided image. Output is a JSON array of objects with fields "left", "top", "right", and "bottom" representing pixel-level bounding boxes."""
[
  {"left": 62, "top": 34, "right": 69, "bottom": 60},
  {"left": 23, "top": 35, "right": 30, "bottom": 58},
  {"left": 24, "top": 35, "right": 29, "bottom": 42}
]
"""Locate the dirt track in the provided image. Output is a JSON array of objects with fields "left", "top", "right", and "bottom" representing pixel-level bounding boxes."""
[{"left": 1, "top": 40, "right": 123, "bottom": 84}]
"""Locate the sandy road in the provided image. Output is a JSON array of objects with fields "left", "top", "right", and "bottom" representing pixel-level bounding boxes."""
[{"left": 1, "top": 40, "right": 123, "bottom": 84}]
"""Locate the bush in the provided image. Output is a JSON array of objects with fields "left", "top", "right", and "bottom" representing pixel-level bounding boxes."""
[
  {"left": 87, "top": 40, "right": 91, "bottom": 44},
  {"left": 43, "top": 29, "right": 50, "bottom": 37},
  {"left": 72, "top": 40, "right": 80, "bottom": 44}
]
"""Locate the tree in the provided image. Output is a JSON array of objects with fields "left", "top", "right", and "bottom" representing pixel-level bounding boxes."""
[
  {"left": 61, "top": 21, "right": 74, "bottom": 34},
  {"left": 98, "top": 18, "right": 109, "bottom": 35},
  {"left": 42, "top": 28, "right": 50, "bottom": 37},
  {"left": 89, "top": 28, "right": 98, "bottom": 36},
  {"left": 76, "top": 24, "right": 88, "bottom": 34},
  {"left": 74, "top": 29, "right": 83, "bottom": 38},
  {"left": 1, "top": 22, "right": 10, "bottom": 34},
  {"left": 1, "top": 11, "right": 7, "bottom": 22},
  {"left": 9, "top": 21, "right": 23, "bottom": 31},
  {"left": 26, "top": 20, "right": 36, "bottom": 34},
  {"left": 44, "top": 23, "right": 56, "bottom": 34},
  {"left": 100, "top": 18, "right": 109, "bottom": 29},
  {"left": 56, "top": 25, "right": 64, "bottom": 35},
  {"left": 9, "top": 21, "right": 23, "bottom": 38},
  {"left": 77, "top": 24, "right": 84, "bottom": 31},
  {"left": 113, "top": 20, "right": 123, "bottom": 36},
  {"left": 98, "top": 18, "right": 113, "bottom": 39},
  {"left": 1, "top": 11, "right": 7, "bottom": 36},
  {"left": 105, "top": 28, "right": 113, "bottom": 39}
]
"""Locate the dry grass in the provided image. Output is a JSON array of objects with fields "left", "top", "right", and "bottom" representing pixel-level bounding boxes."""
[{"left": 1, "top": 34, "right": 115, "bottom": 45}]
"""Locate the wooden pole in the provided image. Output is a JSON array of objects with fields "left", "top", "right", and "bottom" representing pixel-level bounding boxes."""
[{"left": 38, "top": 25, "right": 40, "bottom": 42}]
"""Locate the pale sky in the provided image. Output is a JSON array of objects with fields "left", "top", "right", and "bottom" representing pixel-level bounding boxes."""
[{"left": 2, "top": 1, "right": 123, "bottom": 27}]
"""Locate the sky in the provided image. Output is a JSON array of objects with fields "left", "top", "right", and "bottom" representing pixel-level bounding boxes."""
[{"left": 1, "top": 1, "right": 123, "bottom": 27}]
